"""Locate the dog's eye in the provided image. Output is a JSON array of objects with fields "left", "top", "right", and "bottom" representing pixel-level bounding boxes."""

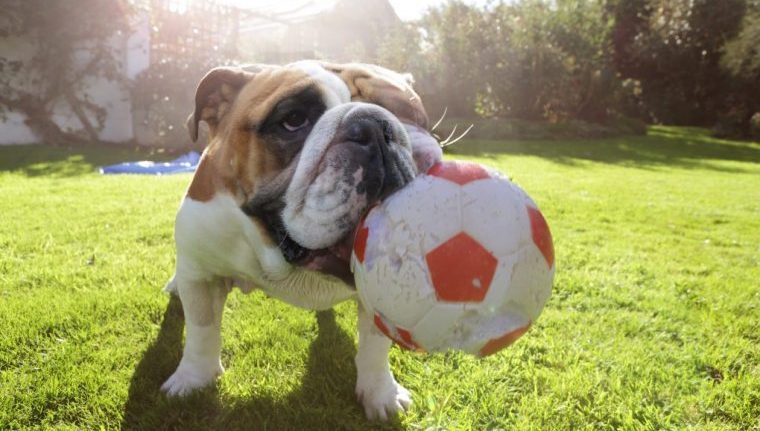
[{"left": 282, "top": 110, "right": 309, "bottom": 132}]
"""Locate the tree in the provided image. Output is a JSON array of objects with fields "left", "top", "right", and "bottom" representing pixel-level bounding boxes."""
[
  {"left": 611, "top": 0, "right": 747, "bottom": 125},
  {"left": 718, "top": 6, "right": 760, "bottom": 137},
  {"left": 401, "top": 0, "right": 756, "bottom": 132},
  {"left": 418, "top": 1, "right": 492, "bottom": 117},
  {"left": 483, "top": 0, "right": 619, "bottom": 122},
  {"left": 722, "top": 11, "right": 760, "bottom": 80},
  {"left": 129, "top": 1, "right": 240, "bottom": 149},
  {"left": 407, "top": 0, "right": 621, "bottom": 122}
]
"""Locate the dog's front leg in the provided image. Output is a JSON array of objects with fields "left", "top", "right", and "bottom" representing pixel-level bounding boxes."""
[
  {"left": 162, "top": 276, "right": 228, "bottom": 396},
  {"left": 355, "top": 301, "right": 412, "bottom": 420}
]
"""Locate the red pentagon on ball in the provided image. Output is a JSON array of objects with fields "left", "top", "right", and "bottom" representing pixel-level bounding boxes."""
[
  {"left": 427, "top": 160, "right": 491, "bottom": 185},
  {"left": 373, "top": 313, "right": 422, "bottom": 351},
  {"left": 396, "top": 327, "right": 423, "bottom": 351},
  {"left": 478, "top": 324, "right": 531, "bottom": 357},
  {"left": 527, "top": 206, "right": 554, "bottom": 268},
  {"left": 373, "top": 313, "right": 394, "bottom": 339},
  {"left": 353, "top": 224, "right": 370, "bottom": 264},
  {"left": 425, "top": 232, "right": 498, "bottom": 302}
]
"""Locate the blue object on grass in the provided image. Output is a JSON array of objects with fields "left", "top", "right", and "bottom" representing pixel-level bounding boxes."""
[{"left": 100, "top": 151, "right": 201, "bottom": 175}]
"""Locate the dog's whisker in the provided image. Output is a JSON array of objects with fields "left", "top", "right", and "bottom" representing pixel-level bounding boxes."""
[
  {"left": 277, "top": 234, "right": 289, "bottom": 248},
  {"left": 430, "top": 107, "right": 448, "bottom": 132},
  {"left": 441, "top": 124, "right": 474, "bottom": 147},
  {"left": 439, "top": 124, "right": 458, "bottom": 146}
]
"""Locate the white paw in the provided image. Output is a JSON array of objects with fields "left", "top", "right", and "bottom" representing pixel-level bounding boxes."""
[
  {"left": 161, "top": 360, "right": 223, "bottom": 397},
  {"left": 356, "top": 371, "right": 412, "bottom": 421},
  {"left": 163, "top": 276, "right": 178, "bottom": 295}
]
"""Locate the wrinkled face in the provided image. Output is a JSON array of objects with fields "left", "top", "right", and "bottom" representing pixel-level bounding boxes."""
[{"left": 188, "top": 61, "right": 442, "bottom": 284}]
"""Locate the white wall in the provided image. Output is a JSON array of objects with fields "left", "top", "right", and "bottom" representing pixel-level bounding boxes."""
[
  {"left": 0, "top": 36, "right": 38, "bottom": 145},
  {"left": 0, "top": 12, "right": 150, "bottom": 146},
  {"left": 0, "top": 111, "right": 38, "bottom": 144},
  {"left": 125, "top": 11, "right": 150, "bottom": 80}
]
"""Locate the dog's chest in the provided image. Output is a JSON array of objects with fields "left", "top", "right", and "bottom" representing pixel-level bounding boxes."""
[{"left": 175, "top": 194, "right": 354, "bottom": 310}]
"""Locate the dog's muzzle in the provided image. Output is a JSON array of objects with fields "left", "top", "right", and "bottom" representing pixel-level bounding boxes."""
[
  {"left": 283, "top": 103, "right": 416, "bottom": 248},
  {"left": 245, "top": 103, "right": 418, "bottom": 284}
]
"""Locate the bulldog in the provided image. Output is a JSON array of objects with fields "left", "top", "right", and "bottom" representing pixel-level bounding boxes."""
[{"left": 160, "top": 60, "right": 442, "bottom": 420}]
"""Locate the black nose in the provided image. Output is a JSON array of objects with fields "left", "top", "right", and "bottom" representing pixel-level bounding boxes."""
[{"left": 345, "top": 118, "right": 392, "bottom": 145}]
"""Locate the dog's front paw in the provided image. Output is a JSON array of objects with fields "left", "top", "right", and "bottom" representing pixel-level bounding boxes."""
[
  {"left": 162, "top": 274, "right": 178, "bottom": 295},
  {"left": 356, "top": 371, "right": 412, "bottom": 420},
  {"left": 161, "top": 360, "right": 224, "bottom": 397}
]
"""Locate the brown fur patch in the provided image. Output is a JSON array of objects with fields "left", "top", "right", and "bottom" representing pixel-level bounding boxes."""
[
  {"left": 214, "top": 69, "right": 316, "bottom": 199},
  {"left": 186, "top": 155, "right": 218, "bottom": 202},
  {"left": 188, "top": 67, "right": 316, "bottom": 205},
  {"left": 188, "top": 67, "right": 255, "bottom": 142},
  {"left": 323, "top": 63, "right": 429, "bottom": 129}
]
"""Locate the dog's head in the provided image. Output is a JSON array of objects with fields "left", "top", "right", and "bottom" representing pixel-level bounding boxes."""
[{"left": 185, "top": 61, "right": 442, "bottom": 284}]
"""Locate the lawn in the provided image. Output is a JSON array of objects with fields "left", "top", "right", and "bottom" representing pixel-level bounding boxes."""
[{"left": 0, "top": 127, "right": 758, "bottom": 430}]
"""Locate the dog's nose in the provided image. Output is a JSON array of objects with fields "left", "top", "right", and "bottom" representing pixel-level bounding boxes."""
[{"left": 345, "top": 118, "right": 392, "bottom": 146}]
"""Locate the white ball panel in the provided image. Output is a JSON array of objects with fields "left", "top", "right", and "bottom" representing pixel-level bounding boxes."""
[
  {"left": 510, "top": 180, "right": 538, "bottom": 209},
  {"left": 506, "top": 246, "right": 554, "bottom": 321},
  {"left": 383, "top": 176, "right": 463, "bottom": 254},
  {"left": 479, "top": 253, "right": 520, "bottom": 311},
  {"left": 356, "top": 210, "right": 436, "bottom": 328},
  {"left": 458, "top": 306, "right": 532, "bottom": 355},
  {"left": 460, "top": 178, "right": 530, "bottom": 257},
  {"left": 410, "top": 302, "right": 466, "bottom": 351}
]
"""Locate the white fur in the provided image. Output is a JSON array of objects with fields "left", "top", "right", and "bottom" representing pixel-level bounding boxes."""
[
  {"left": 281, "top": 104, "right": 355, "bottom": 249},
  {"left": 355, "top": 303, "right": 412, "bottom": 420},
  {"left": 405, "top": 123, "right": 443, "bottom": 173},
  {"left": 173, "top": 193, "right": 355, "bottom": 309},
  {"left": 291, "top": 60, "right": 351, "bottom": 107},
  {"left": 174, "top": 194, "right": 290, "bottom": 283},
  {"left": 162, "top": 277, "right": 227, "bottom": 396},
  {"left": 165, "top": 191, "right": 406, "bottom": 418},
  {"left": 282, "top": 103, "right": 413, "bottom": 249},
  {"left": 163, "top": 63, "right": 421, "bottom": 420},
  {"left": 161, "top": 190, "right": 358, "bottom": 393}
]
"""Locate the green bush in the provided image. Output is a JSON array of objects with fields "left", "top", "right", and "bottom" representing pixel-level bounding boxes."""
[
  {"left": 609, "top": 114, "right": 649, "bottom": 136},
  {"left": 399, "top": 0, "right": 623, "bottom": 122},
  {"left": 382, "top": 0, "right": 758, "bottom": 130},
  {"left": 750, "top": 112, "right": 760, "bottom": 140},
  {"left": 712, "top": 108, "right": 754, "bottom": 140}
]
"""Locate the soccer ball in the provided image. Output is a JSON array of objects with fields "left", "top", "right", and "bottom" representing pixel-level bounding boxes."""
[{"left": 351, "top": 160, "right": 554, "bottom": 356}]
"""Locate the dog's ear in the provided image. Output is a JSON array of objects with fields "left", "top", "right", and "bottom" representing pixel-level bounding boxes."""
[
  {"left": 323, "top": 63, "right": 429, "bottom": 130},
  {"left": 188, "top": 66, "right": 254, "bottom": 142}
]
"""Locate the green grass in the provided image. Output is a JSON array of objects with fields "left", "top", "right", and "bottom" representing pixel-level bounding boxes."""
[{"left": 1, "top": 126, "right": 758, "bottom": 430}]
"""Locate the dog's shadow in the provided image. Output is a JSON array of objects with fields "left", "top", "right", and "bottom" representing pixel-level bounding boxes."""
[{"left": 121, "top": 296, "right": 404, "bottom": 430}]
